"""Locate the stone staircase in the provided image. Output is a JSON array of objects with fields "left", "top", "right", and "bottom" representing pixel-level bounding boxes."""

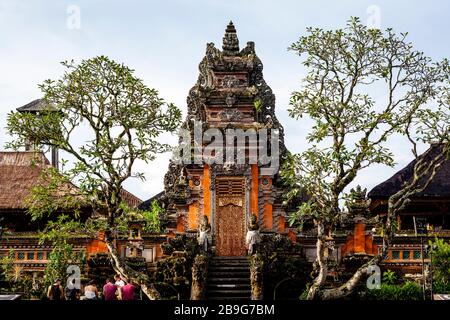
[{"left": 206, "top": 256, "right": 251, "bottom": 300}]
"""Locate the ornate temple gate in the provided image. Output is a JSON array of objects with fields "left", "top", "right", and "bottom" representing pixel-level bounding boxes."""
[{"left": 215, "top": 176, "right": 247, "bottom": 256}]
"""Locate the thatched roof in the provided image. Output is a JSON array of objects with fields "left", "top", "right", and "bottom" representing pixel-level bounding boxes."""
[
  {"left": 368, "top": 144, "right": 450, "bottom": 199},
  {"left": 0, "top": 151, "right": 143, "bottom": 211},
  {"left": 0, "top": 151, "right": 51, "bottom": 209}
]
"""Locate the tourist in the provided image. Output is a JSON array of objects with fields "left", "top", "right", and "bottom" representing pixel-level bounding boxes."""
[
  {"left": 120, "top": 281, "right": 136, "bottom": 301},
  {"left": 65, "top": 278, "right": 81, "bottom": 300},
  {"left": 47, "top": 279, "right": 65, "bottom": 301},
  {"left": 103, "top": 278, "right": 120, "bottom": 300},
  {"left": 83, "top": 280, "right": 99, "bottom": 300},
  {"left": 114, "top": 274, "right": 125, "bottom": 288}
]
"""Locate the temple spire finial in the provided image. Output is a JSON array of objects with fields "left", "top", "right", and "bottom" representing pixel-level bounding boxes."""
[{"left": 222, "top": 20, "right": 239, "bottom": 55}]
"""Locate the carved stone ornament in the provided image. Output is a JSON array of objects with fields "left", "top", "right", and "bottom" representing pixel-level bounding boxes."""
[
  {"left": 221, "top": 75, "right": 240, "bottom": 88},
  {"left": 225, "top": 94, "right": 236, "bottom": 107},
  {"left": 218, "top": 109, "right": 242, "bottom": 121}
]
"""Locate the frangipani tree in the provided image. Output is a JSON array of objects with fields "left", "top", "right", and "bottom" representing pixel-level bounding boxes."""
[
  {"left": 6, "top": 55, "right": 182, "bottom": 299},
  {"left": 282, "top": 17, "right": 449, "bottom": 300}
]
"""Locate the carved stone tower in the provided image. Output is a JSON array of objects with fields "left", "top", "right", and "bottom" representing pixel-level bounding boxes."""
[{"left": 163, "top": 21, "right": 290, "bottom": 256}]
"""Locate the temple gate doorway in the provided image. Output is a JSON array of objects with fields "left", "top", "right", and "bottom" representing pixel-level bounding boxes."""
[{"left": 215, "top": 176, "right": 247, "bottom": 256}]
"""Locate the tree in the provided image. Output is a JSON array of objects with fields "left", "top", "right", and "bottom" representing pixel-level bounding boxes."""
[
  {"left": 282, "top": 17, "right": 449, "bottom": 299},
  {"left": 6, "top": 56, "right": 182, "bottom": 299}
]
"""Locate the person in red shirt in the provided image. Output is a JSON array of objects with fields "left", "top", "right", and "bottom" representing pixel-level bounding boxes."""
[
  {"left": 103, "top": 278, "right": 119, "bottom": 300},
  {"left": 121, "top": 281, "right": 136, "bottom": 301}
]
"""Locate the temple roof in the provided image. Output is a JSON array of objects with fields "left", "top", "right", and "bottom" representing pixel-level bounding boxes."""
[
  {"left": 16, "top": 98, "right": 58, "bottom": 114},
  {"left": 368, "top": 144, "right": 450, "bottom": 199},
  {"left": 0, "top": 151, "right": 142, "bottom": 210},
  {"left": 16, "top": 99, "right": 47, "bottom": 112},
  {"left": 0, "top": 152, "right": 51, "bottom": 210}
]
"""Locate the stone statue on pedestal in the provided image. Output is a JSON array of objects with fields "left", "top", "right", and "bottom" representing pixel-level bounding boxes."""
[
  {"left": 198, "top": 215, "right": 212, "bottom": 252},
  {"left": 246, "top": 213, "right": 261, "bottom": 255}
]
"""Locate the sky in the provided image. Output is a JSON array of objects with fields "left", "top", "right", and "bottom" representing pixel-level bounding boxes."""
[{"left": 0, "top": 0, "right": 449, "bottom": 201}]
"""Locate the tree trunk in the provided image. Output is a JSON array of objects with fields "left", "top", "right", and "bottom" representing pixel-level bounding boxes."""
[{"left": 307, "top": 222, "right": 328, "bottom": 299}]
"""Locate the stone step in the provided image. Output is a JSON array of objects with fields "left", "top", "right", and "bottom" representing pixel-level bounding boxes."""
[
  {"left": 207, "top": 289, "right": 251, "bottom": 298},
  {"left": 208, "top": 296, "right": 251, "bottom": 301},
  {"left": 209, "top": 261, "right": 250, "bottom": 266},
  {"left": 208, "top": 271, "right": 250, "bottom": 277},
  {"left": 209, "top": 265, "right": 250, "bottom": 271},
  {"left": 206, "top": 256, "right": 251, "bottom": 300},
  {"left": 207, "top": 283, "right": 251, "bottom": 290},
  {"left": 207, "top": 277, "right": 250, "bottom": 284}
]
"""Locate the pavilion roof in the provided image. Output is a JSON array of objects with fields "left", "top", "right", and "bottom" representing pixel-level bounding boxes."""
[
  {"left": 16, "top": 99, "right": 54, "bottom": 113},
  {"left": 368, "top": 144, "right": 450, "bottom": 199},
  {"left": 0, "top": 151, "right": 142, "bottom": 210},
  {"left": 0, "top": 151, "right": 52, "bottom": 210}
]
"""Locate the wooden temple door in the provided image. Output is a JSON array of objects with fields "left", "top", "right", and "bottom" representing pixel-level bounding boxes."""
[{"left": 215, "top": 177, "right": 247, "bottom": 256}]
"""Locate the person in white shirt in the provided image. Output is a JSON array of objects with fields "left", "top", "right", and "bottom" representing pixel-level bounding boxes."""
[{"left": 114, "top": 274, "right": 125, "bottom": 287}]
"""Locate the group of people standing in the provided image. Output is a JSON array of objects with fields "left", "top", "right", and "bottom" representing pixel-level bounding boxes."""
[{"left": 47, "top": 275, "right": 137, "bottom": 301}]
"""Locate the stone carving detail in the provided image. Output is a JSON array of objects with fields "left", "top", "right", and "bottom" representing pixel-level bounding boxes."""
[
  {"left": 221, "top": 75, "right": 240, "bottom": 88},
  {"left": 218, "top": 109, "right": 242, "bottom": 121},
  {"left": 222, "top": 21, "right": 239, "bottom": 55},
  {"left": 345, "top": 185, "right": 370, "bottom": 218},
  {"left": 225, "top": 94, "right": 236, "bottom": 107}
]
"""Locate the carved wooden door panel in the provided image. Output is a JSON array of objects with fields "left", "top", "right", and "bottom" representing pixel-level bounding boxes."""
[{"left": 215, "top": 177, "right": 246, "bottom": 256}]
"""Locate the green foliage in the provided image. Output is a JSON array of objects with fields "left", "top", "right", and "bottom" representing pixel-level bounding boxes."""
[
  {"left": 382, "top": 269, "right": 397, "bottom": 285},
  {"left": 253, "top": 98, "right": 262, "bottom": 112},
  {"left": 25, "top": 166, "right": 85, "bottom": 221},
  {"left": 114, "top": 200, "right": 165, "bottom": 235},
  {"left": 39, "top": 215, "right": 87, "bottom": 288},
  {"left": 142, "top": 200, "right": 166, "bottom": 233},
  {"left": 0, "top": 251, "right": 40, "bottom": 298},
  {"left": 430, "top": 238, "right": 450, "bottom": 293},
  {"left": 0, "top": 250, "right": 15, "bottom": 282},
  {"left": 365, "top": 281, "right": 422, "bottom": 300}
]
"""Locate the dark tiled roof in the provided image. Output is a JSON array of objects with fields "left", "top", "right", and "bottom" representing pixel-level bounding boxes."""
[
  {"left": 16, "top": 99, "right": 56, "bottom": 113},
  {"left": 368, "top": 144, "right": 450, "bottom": 199}
]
